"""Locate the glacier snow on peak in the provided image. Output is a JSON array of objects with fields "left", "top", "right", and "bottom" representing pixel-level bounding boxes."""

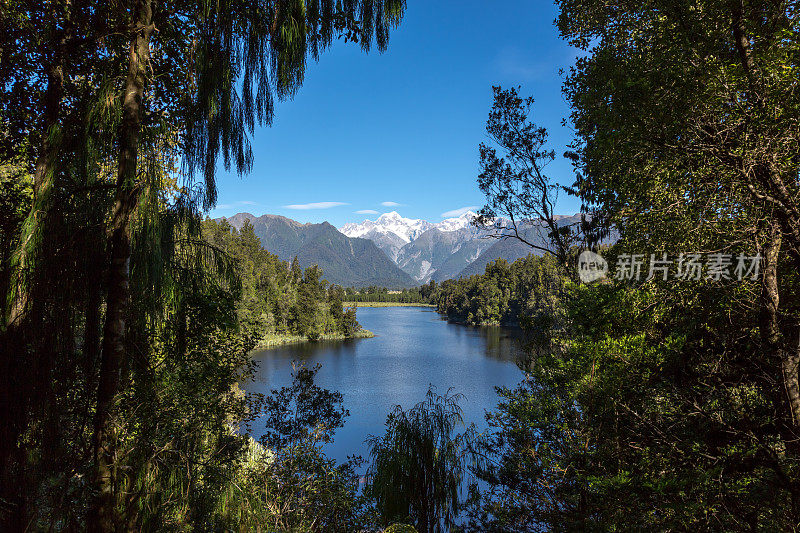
[{"left": 339, "top": 210, "right": 478, "bottom": 244}]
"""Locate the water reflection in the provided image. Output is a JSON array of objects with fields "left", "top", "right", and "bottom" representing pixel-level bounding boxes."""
[{"left": 244, "top": 306, "right": 526, "bottom": 462}]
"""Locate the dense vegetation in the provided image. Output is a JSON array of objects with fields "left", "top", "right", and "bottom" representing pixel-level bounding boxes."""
[
  {"left": 456, "top": 1, "right": 800, "bottom": 530},
  {"left": 3, "top": 0, "right": 800, "bottom": 531},
  {"left": 366, "top": 388, "right": 479, "bottom": 532},
  {"left": 0, "top": 0, "right": 406, "bottom": 530},
  {"left": 432, "top": 255, "right": 562, "bottom": 329},
  {"left": 203, "top": 218, "right": 365, "bottom": 343}
]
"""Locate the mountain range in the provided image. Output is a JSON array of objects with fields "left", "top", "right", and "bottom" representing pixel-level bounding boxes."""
[
  {"left": 224, "top": 213, "right": 416, "bottom": 288},
  {"left": 341, "top": 211, "right": 583, "bottom": 283},
  {"left": 223, "top": 211, "right": 581, "bottom": 288}
]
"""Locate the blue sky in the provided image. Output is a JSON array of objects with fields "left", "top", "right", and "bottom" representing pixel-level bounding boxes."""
[{"left": 208, "top": 0, "right": 582, "bottom": 227}]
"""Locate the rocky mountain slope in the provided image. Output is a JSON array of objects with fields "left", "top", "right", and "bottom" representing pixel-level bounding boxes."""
[
  {"left": 340, "top": 211, "right": 496, "bottom": 283},
  {"left": 224, "top": 213, "right": 416, "bottom": 288}
]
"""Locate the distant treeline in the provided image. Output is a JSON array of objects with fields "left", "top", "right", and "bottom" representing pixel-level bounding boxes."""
[
  {"left": 343, "top": 256, "right": 564, "bottom": 331},
  {"left": 204, "top": 218, "right": 362, "bottom": 342},
  {"left": 343, "top": 282, "right": 437, "bottom": 303}
]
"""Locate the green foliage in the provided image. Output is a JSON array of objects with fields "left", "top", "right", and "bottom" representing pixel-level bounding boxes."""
[
  {"left": 10, "top": 215, "right": 263, "bottom": 529},
  {"left": 222, "top": 363, "right": 375, "bottom": 532},
  {"left": 202, "top": 217, "right": 365, "bottom": 343},
  {"left": 228, "top": 439, "right": 374, "bottom": 532},
  {"left": 464, "top": 2, "right": 800, "bottom": 529},
  {"left": 367, "top": 388, "right": 479, "bottom": 533},
  {"left": 433, "top": 254, "right": 564, "bottom": 333},
  {"left": 0, "top": 163, "right": 32, "bottom": 303},
  {"left": 1, "top": 0, "right": 406, "bottom": 529},
  {"left": 261, "top": 363, "right": 348, "bottom": 450},
  {"left": 471, "top": 273, "right": 800, "bottom": 530},
  {"left": 111, "top": 290, "right": 259, "bottom": 530}
]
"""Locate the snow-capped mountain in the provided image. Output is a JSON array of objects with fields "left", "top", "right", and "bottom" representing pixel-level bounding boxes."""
[
  {"left": 340, "top": 210, "right": 478, "bottom": 243},
  {"left": 339, "top": 210, "right": 499, "bottom": 282},
  {"left": 223, "top": 213, "right": 416, "bottom": 287},
  {"left": 221, "top": 210, "right": 584, "bottom": 286},
  {"left": 339, "top": 212, "right": 434, "bottom": 262},
  {"left": 340, "top": 211, "right": 433, "bottom": 243},
  {"left": 434, "top": 212, "right": 478, "bottom": 232}
]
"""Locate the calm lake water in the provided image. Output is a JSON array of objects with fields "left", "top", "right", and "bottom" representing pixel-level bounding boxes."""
[{"left": 243, "top": 306, "right": 526, "bottom": 462}]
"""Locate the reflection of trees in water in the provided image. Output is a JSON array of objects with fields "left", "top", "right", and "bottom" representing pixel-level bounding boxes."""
[
  {"left": 256, "top": 325, "right": 527, "bottom": 365},
  {"left": 252, "top": 339, "right": 362, "bottom": 383},
  {"left": 478, "top": 326, "right": 526, "bottom": 363},
  {"left": 271, "top": 338, "right": 361, "bottom": 360}
]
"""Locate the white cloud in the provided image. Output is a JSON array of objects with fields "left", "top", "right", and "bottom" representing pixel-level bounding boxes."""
[
  {"left": 381, "top": 201, "right": 402, "bottom": 207},
  {"left": 441, "top": 206, "right": 479, "bottom": 218},
  {"left": 356, "top": 209, "right": 379, "bottom": 215},
  {"left": 213, "top": 200, "right": 257, "bottom": 210},
  {"left": 495, "top": 46, "right": 549, "bottom": 81},
  {"left": 283, "top": 201, "right": 349, "bottom": 210}
]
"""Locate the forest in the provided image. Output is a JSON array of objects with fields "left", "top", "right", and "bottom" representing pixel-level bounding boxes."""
[
  {"left": 203, "top": 218, "right": 366, "bottom": 344},
  {"left": 3, "top": 0, "right": 800, "bottom": 531},
  {"left": 431, "top": 256, "right": 562, "bottom": 330},
  {"left": 0, "top": 1, "right": 411, "bottom": 530}
]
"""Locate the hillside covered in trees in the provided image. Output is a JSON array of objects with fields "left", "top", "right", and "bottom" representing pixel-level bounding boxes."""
[
  {"left": 203, "top": 218, "right": 368, "bottom": 344},
  {"left": 224, "top": 213, "right": 417, "bottom": 288}
]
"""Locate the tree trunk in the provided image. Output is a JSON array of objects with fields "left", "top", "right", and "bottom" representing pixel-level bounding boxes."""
[
  {"left": 88, "top": 0, "right": 152, "bottom": 529},
  {"left": 758, "top": 224, "right": 800, "bottom": 427},
  {"left": 734, "top": 0, "right": 800, "bottom": 437},
  {"left": 762, "top": 223, "right": 800, "bottom": 525},
  {"left": 0, "top": 30, "right": 66, "bottom": 531},
  {"left": 5, "top": 60, "right": 64, "bottom": 328}
]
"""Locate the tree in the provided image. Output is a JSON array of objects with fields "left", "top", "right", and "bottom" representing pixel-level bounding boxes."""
[
  {"left": 261, "top": 363, "right": 348, "bottom": 450},
  {"left": 0, "top": 0, "right": 406, "bottom": 528},
  {"left": 89, "top": 1, "right": 406, "bottom": 526},
  {"left": 240, "top": 363, "right": 372, "bottom": 531},
  {"left": 471, "top": 1, "right": 800, "bottom": 529},
  {"left": 366, "top": 388, "right": 479, "bottom": 533},
  {"left": 558, "top": 0, "right": 800, "bottom": 435},
  {"left": 340, "top": 306, "right": 361, "bottom": 337},
  {"left": 475, "top": 86, "right": 583, "bottom": 268}
]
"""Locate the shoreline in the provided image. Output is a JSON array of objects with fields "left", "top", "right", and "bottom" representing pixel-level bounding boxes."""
[
  {"left": 253, "top": 329, "right": 374, "bottom": 350},
  {"left": 342, "top": 302, "right": 436, "bottom": 308}
]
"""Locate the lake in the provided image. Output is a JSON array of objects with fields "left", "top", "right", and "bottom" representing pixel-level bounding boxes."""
[{"left": 243, "top": 306, "right": 526, "bottom": 462}]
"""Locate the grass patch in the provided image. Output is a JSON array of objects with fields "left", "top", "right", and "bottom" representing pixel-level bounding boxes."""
[{"left": 254, "top": 329, "right": 374, "bottom": 350}]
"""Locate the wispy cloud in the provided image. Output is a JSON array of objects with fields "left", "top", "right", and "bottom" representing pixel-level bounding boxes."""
[
  {"left": 283, "top": 201, "right": 349, "bottom": 210},
  {"left": 381, "top": 201, "right": 403, "bottom": 207},
  {"left": 356, "top": 209, "right": 379, "bottom": 215},
  {"left": 441, "top": 206, "right": 479, "bottom": 218},
  {"left": 495, "top": 46, "right": 549, "bottom": 81},
  {"left": 214, "top": 200, "right": 258, "bottom": 210}
]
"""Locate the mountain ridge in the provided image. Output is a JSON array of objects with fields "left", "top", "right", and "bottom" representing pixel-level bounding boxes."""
[
  {"left": 220, "top": 211, "right": 584, "bottom": 287},
  {"left": 222, "top": 213, "right": 416, "bottom": 288},
  {"left": 340, "top": 210, "right": 490, "bottom": 282}
]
